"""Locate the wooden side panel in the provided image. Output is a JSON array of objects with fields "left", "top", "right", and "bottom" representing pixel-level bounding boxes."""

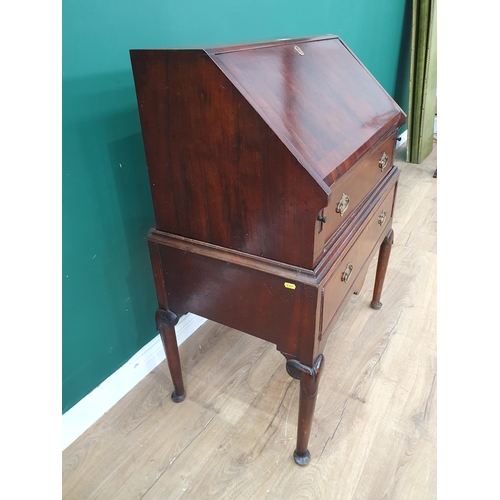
[
  {"left": 130, "top": 49, "right": 327, "bottom": 269},
  {"left": 157, "top": 244, "right": 318, "bottom": 358}
]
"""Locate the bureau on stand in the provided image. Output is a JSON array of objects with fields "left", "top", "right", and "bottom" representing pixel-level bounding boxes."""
[{"left": 130, "top": 35, "right": 406, "bottom": 466}]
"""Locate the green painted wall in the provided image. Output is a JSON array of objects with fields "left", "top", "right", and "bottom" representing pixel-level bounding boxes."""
[{"left": 62, "top": 0, "right": 412, "bottom": 413}]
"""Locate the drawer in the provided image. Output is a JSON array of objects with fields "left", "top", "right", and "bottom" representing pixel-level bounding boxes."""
[
  {"left": 319, "top": 181, "right": 396, "bottom": 337},
  {"left": 320, "top": 132, "right": 397, "bottom": 244}
]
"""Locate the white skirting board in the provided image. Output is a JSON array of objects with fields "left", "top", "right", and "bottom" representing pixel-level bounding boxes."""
[
  {"left": 62, "top": 313, "right": 207, "bottom": 451},
  {"left": 62, "top": 130, "right": 408, "bottom": 452},
  {"left": 397, "top": 129, "right": 407, "bottom": 148}
]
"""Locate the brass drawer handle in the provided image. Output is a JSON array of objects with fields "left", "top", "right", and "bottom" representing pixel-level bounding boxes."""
[
  {"left": 379, "top": 152, "right": 389, "bottom": 172},
  {"left": 336, "top": 193, "right": 350, "bottom": 217},
  {"left": 341, "top": 263, "right": 354, "bottom": 283},
  {"left": 378, "top": 210, "right": 387, "bottom": 226}
]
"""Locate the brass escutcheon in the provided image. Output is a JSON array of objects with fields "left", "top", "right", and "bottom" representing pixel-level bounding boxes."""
[
  {"left": 341, "top": 263, "right": 354, "bottom": 283},
  {"left": 336, "top": 193, "right": 350, "bottom": 217},
  {"left": 378, "top": 210, "right": 387, "bottom": 226},
  {"left": 379, "top": 152, "right": 389, "bottom": 171}
]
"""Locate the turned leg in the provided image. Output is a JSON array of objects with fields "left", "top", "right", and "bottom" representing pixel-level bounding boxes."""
[
  {"left": 286, "top": 354, "right": 324, "bottom": 466},
  {"left": 371, "top": 228, "right": 394, "bottom": 310},
  {"left": 155, "top": 309, "right": 186, "bottom": 403}
]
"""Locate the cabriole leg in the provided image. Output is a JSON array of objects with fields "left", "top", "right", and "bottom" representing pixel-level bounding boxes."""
[
  {"left": 155, "top": 308, "right": 186, "bottom": 403},
  {"left": 371, "top": 228, "right": 394, "bottom": 310},
  {"left": 286, "top": 354, "right": 324, "bottom": 466}
]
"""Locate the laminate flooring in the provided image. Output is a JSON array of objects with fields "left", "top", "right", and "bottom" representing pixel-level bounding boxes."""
[{"left": 62, "top": 143, "right": 437, "bottom": 500}]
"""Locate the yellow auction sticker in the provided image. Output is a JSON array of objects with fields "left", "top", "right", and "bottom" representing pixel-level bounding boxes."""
[{"left": 284, "top": 282, "right": 296, "bottom": 290}]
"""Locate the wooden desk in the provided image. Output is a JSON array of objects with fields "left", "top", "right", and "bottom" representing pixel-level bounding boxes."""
[{"left": 130, "top": 35, "right": 405, "bottom": 466}]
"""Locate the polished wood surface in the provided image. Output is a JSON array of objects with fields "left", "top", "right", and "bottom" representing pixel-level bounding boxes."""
[
  {"left": 130, "top": 36, "right": 405, "bottom": 465},
  {"left": 209, "top": 36, "right": 405, "bottom": 186},
  {"left": 145, "top": 163, "right": 399, "bottom": 358},
  {"left": 131, "top": 47, "right": 326, "bottom": 269},
  {"left": 130, "top": 36, "right": 405, "bottom": 269},
  {"left": 371, "top": 228, "right": 395, "bottom": 310},
  {"left": 62, "top": 144, "right": 437, "bottom": 499},
  {"left": 316, "top": 131, "right": 398, "bottom": 257}
]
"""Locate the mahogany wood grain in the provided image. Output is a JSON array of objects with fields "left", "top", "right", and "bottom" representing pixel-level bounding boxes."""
[
  {"left": 145, "top": 168, "right": 399, "bottom": 463},
  {"left": 286, "top": 355, "right": 324, "bottom": 465},
  {"left": 320, "top": 184, "right": 396, "bottom": 338},
  {"left": 131, "top": 48, "right": 327, "bottom": 270},
  {"left": 62, "top": 144, "right": 436, "bottom": 497},
  {"left": 130, "top": 36, "right": 406, "bottom": 466},
  {"left": 371, "top": 229, "right": 395, "bottom": 310},
  {"left": 130, "top": 37, "right": 405, "bottom": 270},
  {"left": 156, "top": 243, "right": 314, "bottom": 358},
  {"left": 208, "top": 36, "right": 405, "bottom": 186},
  {"left": 314, "top": 131, "right": 398, "bottom": 262},
  {"left": 313, "top": 166, "right": 399, "bottom": 283},
  {"left": 155, "top": 309, "right": 186, "bottom": 402}
]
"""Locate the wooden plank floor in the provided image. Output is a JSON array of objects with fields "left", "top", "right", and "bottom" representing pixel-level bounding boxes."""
[{"left": 62, "top": 143, "right": 437, "bottom": 500}]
